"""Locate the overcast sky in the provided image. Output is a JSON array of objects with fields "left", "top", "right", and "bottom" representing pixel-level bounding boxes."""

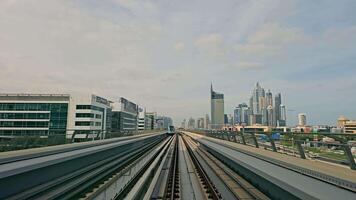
[{"left": 1, "top": 0, "right": 356, "bottom": 126}]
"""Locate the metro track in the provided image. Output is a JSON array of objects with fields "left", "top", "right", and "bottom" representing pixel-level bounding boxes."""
[
  {"left": 1, "top": 131, "right": 354, "bottom": 200},
  {"left": 0, "top": 132, "right": 164, "bottom": 165},
  {"left": 0, "top": 133, "right": 167, "bottom": 199},
  {"left": 184, "top": 131, "right": 356, "bottom": 200}
]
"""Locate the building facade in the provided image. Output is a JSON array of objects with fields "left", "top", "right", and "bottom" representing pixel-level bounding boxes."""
[
  {"left": 0, "top": 94, "right": 112, "bottom": 139},
  {"left": 0, "top": 94, "right": 70, "bottom": 136},
  {"left": 69, "top": 94, "right": 112, "bottom": 139},
  {"left": 188, "top": 118, "right": 195, "bottom": 129},
  {"left": 204, "top": 114, "right": 210, "bottom": 129},
  {"left": 298, "top": 113, "right": 307, "bottom": 126},
  {"left": 137, "top": 107, "right": 145, "bottom": 131},
  {"left": 111, "top": 98, "right": 138, "bottom": 132},
  {"left": 278, "top": 104, "right": 287, "bottom": 126},
  {"left": 145, "top": 112, "right": 157, "bottom": 130},
  {"left": 156, "top": 116, "right": 173, "bottom": 130},
  {"left": 344, "top": 120, "right": 356, "bottom": 134},
  {"left": 210, "top": 84, "right": 224, "bottom": 129},
  {"left": 246, "top": 83, "right": 286, "bottom": 127},
  {"left": 197, "top": 118, "right": 205, "bottom": 129}
]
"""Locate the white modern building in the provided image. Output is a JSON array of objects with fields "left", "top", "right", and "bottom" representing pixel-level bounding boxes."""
[
  {"left": 137, "top": 107, "right": 146, "bottom": 131},
  {"left": 68, "top": 94, "right": 112, "bottom": 139},
  {"left": 111, "top": 98, "right": 138, "bottom": 132},
  {"left": 0, "top": 93, "right": 112, "bottom": 139},
  {"left": 298, "top": 113, "right": 307, "bottom": 126},
  {"left": 210, "top": 84, "right": 224, "bottom": 129}
]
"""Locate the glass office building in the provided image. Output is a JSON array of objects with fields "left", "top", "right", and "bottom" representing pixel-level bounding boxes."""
[
  {"left": 0, "top": 94, "right": 70, "bottom": 136},
  {"left": 111, "top": 98, "right": 138, "bottom": 132}
]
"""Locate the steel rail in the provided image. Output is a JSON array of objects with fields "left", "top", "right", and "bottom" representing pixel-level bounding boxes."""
[
  {"left": 202, "top": 135, "right": 356, "bottom": 193},
  {"left": 4, "top": 136, "right": 165, "bottom": 200},
  {"left": 185, "top": 131, "right": 356, "bottom": 200},
  {"left": 182, "top": 134, "right": 221, "bottom": 200},
  {"left": 85, "top": 137, "right": 172, "bottom": 200},
  {"left": 164, "top": 134, "right": 179, "bottom": 200},
  {"left": 0, "top": 132, "right": 165, "bottom": 165},
  {"left": 184, "top": 133, "right": 270, "bottom": 200},
  {"left": 121, "top": 136, "right": 175, "bottom": 200}
]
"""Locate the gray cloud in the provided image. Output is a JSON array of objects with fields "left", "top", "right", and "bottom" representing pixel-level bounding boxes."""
[{"left": 0, "top": 0, "right": 356, "bottom": 126}]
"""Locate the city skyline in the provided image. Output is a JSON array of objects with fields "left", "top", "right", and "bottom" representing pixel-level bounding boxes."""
[{"left": 0, "top": 1, "right": 355, "bottom": 126}]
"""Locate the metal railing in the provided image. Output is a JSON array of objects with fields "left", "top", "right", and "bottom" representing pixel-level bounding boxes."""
[
  {"left": 0, "top": 129, "right": 163, "bottom": 152},
  {"left": 190, "top": 129, "right": 356, "bottom": 170}
]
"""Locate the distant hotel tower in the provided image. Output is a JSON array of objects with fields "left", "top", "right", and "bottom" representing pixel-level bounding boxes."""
[{"left": 210, "top": 83, "right": 224, "bottom": 129}]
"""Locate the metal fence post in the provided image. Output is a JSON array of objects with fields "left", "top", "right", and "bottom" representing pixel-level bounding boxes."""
[
  {"left": 226, "top": 131, "right": 231, "bottom": 141},
  {"left": 71, "top": 132, "right": 76, "bottom": 143},
  {"left": 251, "top": 132, "right": 259, "bottom": 148},
  {"left": 269, "top": 134, "right": 277, "bottom": 152},
  {"left": 233, "top": 131, "right": 237, "bottom": 143},
  {"left": 240, "top": 131, "right": 246, "bottom": 145},
  {"left": 295, "top": 141, "right": 306, "bottom": 159},
  {"left": 343, "top": 145, "right": 356, "bottom": 170}
]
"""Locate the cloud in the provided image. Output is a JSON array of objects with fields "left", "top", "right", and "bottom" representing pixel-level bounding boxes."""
[
  {"left": 236, "top": 62, "right": 263, "bottom": 70},
  {"left": 0, "top": 1, "right": 164, "bottom": 98},
  {"left": 322, "top": 26, "right": 356, "bottom": 46},
  {"left": 247, "top": 22, "right": 308, "bottom": 45},
  {"left": 195, "top": 33, "right": 222, "bottom": 47},
  {"left": 236, "top": 23, "right": 309, "bottom": 58},
  {"left": 194, "top": 33, "right": 227, "bottom": 58},
  {"left": 174, "top": 42, "right": 185, "bottom": 51},
  {"left": 236, "top": 44, "right": 281, "bottom": 57},
  {"left": 0, "top": 0, "right": 356, "bottom": 126}
]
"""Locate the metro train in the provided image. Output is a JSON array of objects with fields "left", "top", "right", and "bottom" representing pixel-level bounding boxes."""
[{"left": 167, "top": 125, "right": 176, "bottom": 135}]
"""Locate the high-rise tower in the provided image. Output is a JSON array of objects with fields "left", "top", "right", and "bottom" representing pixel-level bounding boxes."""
[
  {"left": 274, "top": 93, "right": 282, "bottom": 126},
  {"left": 298, "top": 113, "right": 307, "bottom": 126},
  {"left": 210, "top": 83, "right": 224, "bottom": 129},
  {"left": 251, "top": 82, "right": 265, "bottom": 115}
]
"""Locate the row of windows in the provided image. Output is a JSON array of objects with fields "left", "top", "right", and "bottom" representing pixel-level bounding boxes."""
[
  {"left": 76, "top": 105, "right": 104, "bottom": 112},
  {"left": 0, "top": 103, "right": 68, "bottom": 111},
  {"left": 345, "top": 125, "right": 356, "bottom": 128},
  {"left": 75, "top": 113, "right": 101, "bottom": 119},
  {"left": 0, "top": 121, "right": 49, "bottom": 128},
  {"left": 0, "top": 113, "right": 50, "bottom": 119},
  {"left": 75, "top": 121, "right": 102, "bottom": 126},
  {"left": 49, "top": 120, "right": 67, "bottom": 129},
  {"left": 0, "top": 130, "right": 50, "bottom": 136}
]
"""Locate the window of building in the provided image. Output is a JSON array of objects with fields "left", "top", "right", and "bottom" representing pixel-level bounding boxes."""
[
  {"left": 75, "top": 121, "right": 93, "bottom": 126},
  {"left": 76, "top": 113, "right": 94, "bottom": 118},
  {"left": 76, "top": 105, "right": 91, "bottom": 110}
]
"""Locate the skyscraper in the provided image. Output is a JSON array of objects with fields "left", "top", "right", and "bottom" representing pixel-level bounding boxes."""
[
  {"left": 247, "top": 83, "right": 286, "bottom": 127},
  {"left": 267, "top": 105, "right": 274, "bottom": 126},
  {"left": 279, "top": 104, "right": 287, "bottom": 126},
  {"left": 234, "top": 103, "right": 249, "bottom": 125},
  {"left": 181, "top": 119, "right": 186, "bottom": 129},
  {"left": 204, "top": 114, "right": 210, "bottom": 129},
  {"left": 251, "top": 82, "right": 265, "bottom": 115},
  {"left": 197, "top": 118, "right": 205, "bottom": 129},
  {"left": 274, "top": 93, "right": 282, "bottom": 126},
  {"left": 211, "top": 83, "right": 224, "bottom": 129},
  {"left": 266, "top": 90, "right": 273, "bottom": 107},
  {"left": 188, "top": 118, "right": 196, "bottom": 129},
  {"left": 298, "top": 113, "right": 307, "bottom": 126}
]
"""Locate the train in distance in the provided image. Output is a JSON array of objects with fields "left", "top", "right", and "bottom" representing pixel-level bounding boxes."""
[{"left": 167, "top": 125, "right": 176, "bottom": 135}]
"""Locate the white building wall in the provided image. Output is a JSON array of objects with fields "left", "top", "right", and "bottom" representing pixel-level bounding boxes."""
[{"left": 67, "top": 94, "right": 111, "bottom": 139}]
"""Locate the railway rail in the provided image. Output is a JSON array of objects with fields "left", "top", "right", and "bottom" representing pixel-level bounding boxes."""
[
  {"left": 183, "top": 131, "right": 356, "bottom": 200},
  {"left": 1, "top": 131, "right": 354, "bottom": 200},
  {"left": 0, "top": 133, "right": 166, "bottom": 199}
]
